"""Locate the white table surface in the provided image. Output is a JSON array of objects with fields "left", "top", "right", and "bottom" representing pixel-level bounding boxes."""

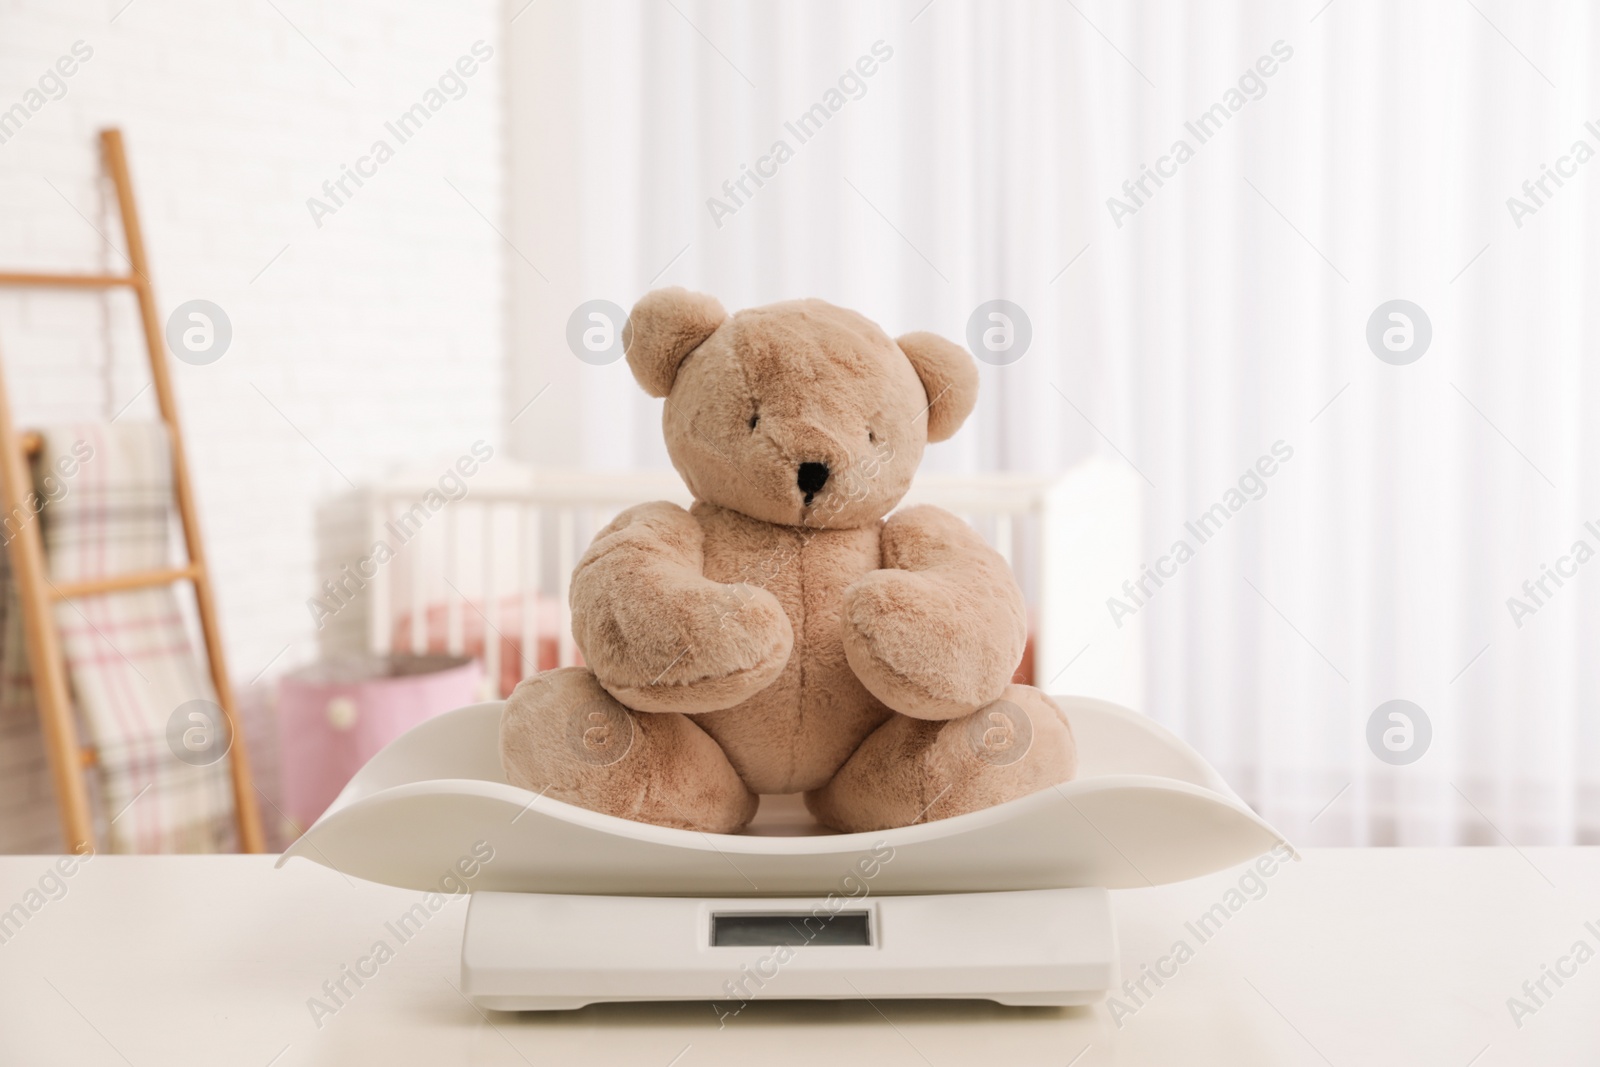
[{"left": 0, "top": 848, "right": 1595, "bottom": 1065}]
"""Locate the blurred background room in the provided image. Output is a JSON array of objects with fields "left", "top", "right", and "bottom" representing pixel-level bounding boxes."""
[{"left": 1, "top": 0, "right": 1596, "bottom": 856}]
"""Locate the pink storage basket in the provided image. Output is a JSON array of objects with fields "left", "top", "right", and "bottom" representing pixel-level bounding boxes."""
[{"left": 276, "top": 654, "right": 482, "bottom": 836}]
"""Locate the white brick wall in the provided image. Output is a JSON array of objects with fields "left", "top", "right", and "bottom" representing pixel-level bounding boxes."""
[{"left": 0, "top": 0, "right": 505, "bottom": 850}]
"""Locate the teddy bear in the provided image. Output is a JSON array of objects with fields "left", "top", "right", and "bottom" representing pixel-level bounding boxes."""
[{"left": 499, "top": 288, "right": 1077, "bottom": 834}]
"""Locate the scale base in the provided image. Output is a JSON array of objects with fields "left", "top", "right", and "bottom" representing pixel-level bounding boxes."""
[{"left": 461, "top": 886, "right": 1115, "bottom": 1011}]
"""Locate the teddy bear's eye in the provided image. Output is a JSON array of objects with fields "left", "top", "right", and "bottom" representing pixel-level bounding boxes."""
[
  {"left": 868, "top": 429, "right": 876, "bottom": 443},
  {"left": 749, "top": 413, "right": 759, "bottom": 431}
]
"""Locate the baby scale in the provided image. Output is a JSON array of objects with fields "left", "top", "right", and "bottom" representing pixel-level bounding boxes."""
[{"left": 280, "top": 696, "right": 1287, "bottom": 1010}]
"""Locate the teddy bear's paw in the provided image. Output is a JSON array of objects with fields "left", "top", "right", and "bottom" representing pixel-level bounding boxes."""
[
  {"left": 841, "top": 569, "right": 1021, "bottom": 720},
  {"left": 500, "top": 667, "right": 758, "bottom": 833},
  {"left": 587, "top": 581, "right": 795, "bottom": 715},
  {"left": 805, "top": 685, "right": 1077, "bottom": 833}
]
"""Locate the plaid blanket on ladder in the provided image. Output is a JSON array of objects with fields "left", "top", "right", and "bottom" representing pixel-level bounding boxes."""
[{"left": 0, "top": 423, "right": 234, "bottom": 853}]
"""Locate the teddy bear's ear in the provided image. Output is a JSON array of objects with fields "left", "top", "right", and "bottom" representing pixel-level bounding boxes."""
[
  {"left": 622, "top": 287, "right": 727, "bottom": 398},
  {"left": 895, "top": 332, "right": 979, "bottom": 442}
]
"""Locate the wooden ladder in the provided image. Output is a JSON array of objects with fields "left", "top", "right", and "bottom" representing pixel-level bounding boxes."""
[{"left": 0, "top": 128, "right": 264, "bottom": 853}]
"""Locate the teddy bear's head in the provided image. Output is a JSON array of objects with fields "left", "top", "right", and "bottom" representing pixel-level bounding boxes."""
[{"left": 623, "top": 288, "right": 978, "bottom": 529}]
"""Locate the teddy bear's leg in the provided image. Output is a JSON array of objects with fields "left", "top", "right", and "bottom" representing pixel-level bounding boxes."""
[
  {"left": 804, "top": 685, "right": 1077, "bottom": 833},
  {"left": 500, "top": 666, "right": 758, "bottom": 834}
]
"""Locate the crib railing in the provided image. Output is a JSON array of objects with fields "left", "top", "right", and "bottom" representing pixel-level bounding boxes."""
[{"left": 365, "top": 465, "right": 1098, "bottom": 700}]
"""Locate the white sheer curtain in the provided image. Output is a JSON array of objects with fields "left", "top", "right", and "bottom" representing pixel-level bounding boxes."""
[{"left": 507, "top": 0, "right": 1600, "bottom": 845}]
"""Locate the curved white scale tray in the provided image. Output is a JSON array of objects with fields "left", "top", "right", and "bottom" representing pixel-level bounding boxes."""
[{"left": 278, "top": 697, "right": 1288, "bottom": 895}]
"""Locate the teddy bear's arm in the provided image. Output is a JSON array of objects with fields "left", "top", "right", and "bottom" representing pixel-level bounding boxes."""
[
  {"left": 840, "top": 504, "right": 1027, "bottom": 720},
  {"left": 570, "top": 501, "right": 793, "bottom": 714}
]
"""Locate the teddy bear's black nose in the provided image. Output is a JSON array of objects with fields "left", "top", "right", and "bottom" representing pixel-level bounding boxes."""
[{"left": 797, "top": 462, "right": 830, "bottom": 498}]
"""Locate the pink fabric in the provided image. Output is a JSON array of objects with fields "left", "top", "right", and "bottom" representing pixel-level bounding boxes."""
[{"left": 392, "top": 593, "right": 572, "bottom": 698}]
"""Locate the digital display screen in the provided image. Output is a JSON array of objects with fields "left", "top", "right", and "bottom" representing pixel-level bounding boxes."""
[{"left": 711, "top": 911, "right": 872, "bottom": 947}]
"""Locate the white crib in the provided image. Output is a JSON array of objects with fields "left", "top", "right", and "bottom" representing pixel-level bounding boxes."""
[{"left": 363, "top": 460, "right": 1141, "bottom": 705}]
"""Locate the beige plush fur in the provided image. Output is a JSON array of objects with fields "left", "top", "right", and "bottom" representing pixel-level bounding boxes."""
[{"left": 501, "top": 289, "right": 1077, "bottom": 833}]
